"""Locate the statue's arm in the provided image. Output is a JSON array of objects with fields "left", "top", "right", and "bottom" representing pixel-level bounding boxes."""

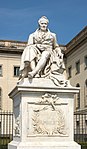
[
  {"left": 52, "top": 33, "right": 59, "bottom": 49},
  {"left": 27, "top": 34, "right": 34, "bottom": 45},
  {"left": 52, "top": 33, "right": 62, "bottom": 57}
]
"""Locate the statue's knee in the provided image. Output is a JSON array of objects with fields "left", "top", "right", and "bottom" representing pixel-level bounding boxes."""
[{"left": 42, "top": 51, "right": 50, "bottom": 59}]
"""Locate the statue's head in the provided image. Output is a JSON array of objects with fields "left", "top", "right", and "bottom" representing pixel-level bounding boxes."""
[
  {"left": 38, "top": 16, "right": 49, "bottom": 24},
  {"left": 38, "top": 16, "right": 49, "bottom": 31}
]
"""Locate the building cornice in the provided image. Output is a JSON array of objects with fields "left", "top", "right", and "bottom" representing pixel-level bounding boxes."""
[
  {"left": 0, "top": 39, "right": 66, "bottom": 54},
  {"left": 0, "top": 26, "right": 86, "bottom": 55},
  {"left": 0, "top": 40, "right": 27, "bottom": 54},
  {"left": 65, "top": 26, "right": 87, "bottom": 56}
]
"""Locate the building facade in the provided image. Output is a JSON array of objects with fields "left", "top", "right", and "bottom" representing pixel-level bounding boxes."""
[
  {"left": 0, "top": 40, "right": 26, "bottom": 111},
  {"left": 65, "top": 26, "right": 87, "bottom": 113}
]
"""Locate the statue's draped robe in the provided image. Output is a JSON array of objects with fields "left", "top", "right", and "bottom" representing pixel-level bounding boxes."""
[
  {"left": 20, "top": 29, "right": 67, "bottom": 87},
  {"left": 20, "top": 29, "right": 59, "bottom": 72}
]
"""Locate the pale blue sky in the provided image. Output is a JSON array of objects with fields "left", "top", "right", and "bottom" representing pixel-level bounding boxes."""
[{"left": 0, "top": 0, "right": 86, "bottom": 44}]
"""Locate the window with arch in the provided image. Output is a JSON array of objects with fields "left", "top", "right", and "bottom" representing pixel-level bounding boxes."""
[
  {"left": 0, "top": 88, "right": 2, "bottom": 110},
  {"left": 84, "top": 55, "right": 87, "bottom": 69},
  {"left": 0, "top": 65, "right": 2, "bottom": 76},
  {"left": 76, "top": 83, "right": 80, "bottom": 109},
  {"left": 75, "top": 60, "right": 80, "bottom": 74},
  {"left": 84, "top": 79, "right": 87, "bottom": 106},
  {"left": 68, "top": 66, "right": 72, "bottom": 79}
]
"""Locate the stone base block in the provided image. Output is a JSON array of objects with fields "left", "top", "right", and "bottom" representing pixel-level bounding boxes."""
[{"left": 8, "top": 141, "right": 81, "bottom": 149}]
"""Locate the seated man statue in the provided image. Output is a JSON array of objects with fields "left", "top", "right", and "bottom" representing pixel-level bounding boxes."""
[{"left": 19, "top": 16, "right": 66, "bottom": 86}]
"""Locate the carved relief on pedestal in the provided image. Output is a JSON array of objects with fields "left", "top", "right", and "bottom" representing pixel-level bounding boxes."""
[
  {"left": 13, "top": 98, "right": 21, "bottom": 137},
  {"left": 32, "top": 107, "right": 66, "bottom": 135},
  {"left": 14, "top": 114, "right": 20, "bottom": 137},
  {"left": 27, "top": 93, "right": 68, "bottom": 136}
]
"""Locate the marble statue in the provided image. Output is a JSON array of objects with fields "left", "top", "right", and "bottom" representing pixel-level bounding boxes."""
[
  {"left": 9, "top": 16, "right": 81, "bottom": 149},
  {"left": 18, "top": 16, "right": 68, "bottom": 87}
]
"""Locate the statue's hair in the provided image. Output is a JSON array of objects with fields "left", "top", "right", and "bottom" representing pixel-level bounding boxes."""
[{"left": 38, "top": 16, "right": 49, "bottom": 24}]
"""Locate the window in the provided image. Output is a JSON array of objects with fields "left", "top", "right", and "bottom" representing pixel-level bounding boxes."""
[
  {"left": 84, "top": 79, "right": 87, "bottom": 106},
  {"left": 0, "top": 122, "right": 1, "bottom": 134},
  {"left": 85, "top": 120, "right": 87, "bottom": 125},
  {"left": 0, "top": 88, "right": 2, "bottom": 110},
  {"left": 75, "top": 60, "right": 80, "bottom": 74},
  {"left": 68, "top": 66, "right": 72, "bottom": 79},
  {"left": 14, "top": 66, "right": 20, "bottom": 77},
  {"left": 84, "top": 55, "right": 87, "bottom": 69},
  {"left": 0, "top": 65, "right": 2, "bottom": 76},
  {"left": 76, "top": 83, "right": 80, "bottom": 109}
]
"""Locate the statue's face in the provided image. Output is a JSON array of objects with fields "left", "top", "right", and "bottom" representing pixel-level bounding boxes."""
[{"left": 39, "top": 21, "right": 48, "bottom": 31}]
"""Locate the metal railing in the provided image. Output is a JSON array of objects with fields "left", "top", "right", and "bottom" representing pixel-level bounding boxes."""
[
  {"left": 74, "top": 113, "right": 87, "bottom": 148},
  {"left": 0, "top": 111, "right": 87, "bottom": 149},
  {"left": 0, "top": 111, "right": 13, "bottom": 149}
]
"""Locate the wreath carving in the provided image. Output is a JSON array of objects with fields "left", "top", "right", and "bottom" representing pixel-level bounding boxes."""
[{"left": 32, "top": 93, "right": 67, "bottom": 136}]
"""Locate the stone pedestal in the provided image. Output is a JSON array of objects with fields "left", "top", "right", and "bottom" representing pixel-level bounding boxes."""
[{"left": 8, "top": 78, "right": 81, "bottom": 149}]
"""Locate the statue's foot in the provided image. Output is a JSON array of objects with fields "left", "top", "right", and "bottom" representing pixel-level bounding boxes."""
[
  {"left": 35, "top": 73, "right": 40, "bottom": 78},
  {"left": 28, "top": 72, "right": 34, "bottom": 79}
]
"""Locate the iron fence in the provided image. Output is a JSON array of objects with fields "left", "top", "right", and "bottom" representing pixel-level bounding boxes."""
[
  {"left": 74, "top": 113, "right": 87, "bottom": 148},
  {"left": 0, "top": 111, "right": 13, "bottom": 149},
  {"left": 0, "top": 111, "right": 87, "bottom": 149}
]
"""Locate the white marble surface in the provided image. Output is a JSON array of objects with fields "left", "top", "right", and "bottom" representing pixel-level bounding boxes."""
[
  {"left": 9, "top": 141, "right": 81, "bottom": 149},
  {"left": 19, "top": 16, "right": 69, "bottom": 87},
  {"left": 8, "top": 78, "right": 81, "bottom": 149}
]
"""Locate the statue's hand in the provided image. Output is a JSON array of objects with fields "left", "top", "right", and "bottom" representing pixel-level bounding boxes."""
[
  {"left": 55, "top": 47, "right": 63, "bottom": 59},
  {"left": 36, "top": 44, "right": 45, "bottom": 51}
]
